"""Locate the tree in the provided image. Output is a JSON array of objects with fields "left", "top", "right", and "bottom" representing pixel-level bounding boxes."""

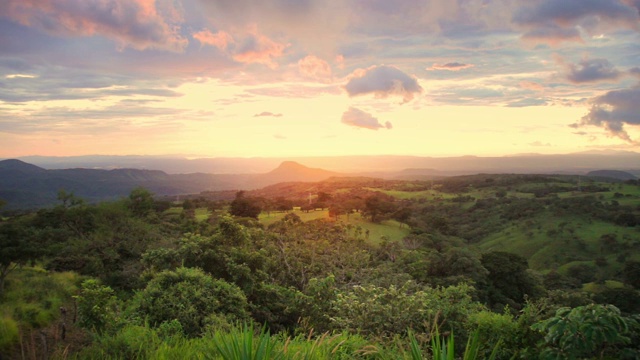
[
  {"left": 480, "top": 251, "right": 542, "bottom": 311},
  {"left": 75, "top": 279, "right": 119, "bottom": 333},
  {"left": 128, "top": 187, "right": 154, "bottom": 217},
  {"left": 229, "top": 191, "right": 261, "bottom": 219},
  {"left": 622, "top": 260, "right": 640, "bottom": 289},
  {"left": 134, "top": 267, "right": 249, "bottom": 337},
  {"left": 532, "top": 304, "right": 638, "bottom": 359},
  {"left": 363, "top": 193, "right": 397, "bottom": 223},
  {"left": 0, "top": 221, "right": 40, "bottom": 296}
]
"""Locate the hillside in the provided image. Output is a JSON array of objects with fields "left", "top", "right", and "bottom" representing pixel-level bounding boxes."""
[
  {"left": 0, "top": 160, "right": 345, "bottom": 210},
  {"left": 587, "top": 169, "right": 636, "bottom": 181},
  {"left": 3, "top": 170, "right": 640, "bottom": 359}
]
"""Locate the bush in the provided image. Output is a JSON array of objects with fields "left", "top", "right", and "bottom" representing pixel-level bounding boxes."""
[
  {"left": 75, "top": 279, "right": 120, "bottom": 334},
  {"left": 134, "top": 267, "right": 249, "bottom": 337},
  {"left": 0, "top": 316, "right": 19, "bottom": 350}
]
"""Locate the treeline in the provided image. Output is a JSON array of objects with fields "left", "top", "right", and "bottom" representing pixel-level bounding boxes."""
[{"left": 1, "top": 186, "right": 640, "bottom": 359}]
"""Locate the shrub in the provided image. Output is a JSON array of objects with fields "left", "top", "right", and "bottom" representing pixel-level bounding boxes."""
[{"left": 134, "top": 267, "right": 248, "bottom": 337}]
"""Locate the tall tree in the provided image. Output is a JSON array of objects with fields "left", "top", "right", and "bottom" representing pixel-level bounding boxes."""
[{"left": 229, "top": 191, "right": 261, "bottom": 219}]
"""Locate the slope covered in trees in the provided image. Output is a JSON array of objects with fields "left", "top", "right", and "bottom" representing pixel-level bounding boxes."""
[{"left": 1, "top": 175, "right": 640, "bottom": 359}]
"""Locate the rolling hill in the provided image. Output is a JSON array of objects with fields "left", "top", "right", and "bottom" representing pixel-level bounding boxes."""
[{"left": 0, "top": 159, "right": 341, "bottom": 210}]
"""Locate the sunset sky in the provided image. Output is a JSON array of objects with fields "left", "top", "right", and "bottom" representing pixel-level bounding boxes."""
[{"left": 1, "top": 0, "right": 640, "bottom": 158}]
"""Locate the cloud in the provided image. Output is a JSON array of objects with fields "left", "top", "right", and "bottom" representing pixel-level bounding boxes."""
[
  {"left": 344, "top": 65, "right": 422, "bottom": 103},
  {"left": 0, "top": 0, "right": 188, "bottom": 52},
  {"left": 427, "top": 62, "right": 474, "bottom": 71},
  {"left": 507, "top": 98, "right": 548, "bottom": 107},
  {"left": 520, "top": 26, "right": 583, "bottom": 46},
  {"left": 566, "top": 58, "right": 622, "bottom": 83},
  {"left": 193, "top": 29, "right": 234, "bottom": 50},
  {"left": 341, "top": 107, "right": 392, "bottom": 130},
  {"left": 254, "top": 111, "right": 282, "bottom": 117},
  {"left": 514, "top": 0, "right": 640, "bottom": 44},
  {"left": 195, "top": 0, "right": 349, "bottom": 57},
  {"left": 273, "top": 134, "right": 286, "bottom": 139},
  {"left": 232, "top": 28, "right": 288, "bottom": 68},
  {"left": 0, "top": 102, "right": 186, "bottom": 134},
  {"left": 572, "top": 85, "right": 640, "bottom": 142},
  {"left": 519, "top": 81, "right": 544, "bottom": 92},
  {"left": 298, "top": 55, "right": 332, "bottom": 81},
  {"left": 0, "top": 66, "right": 182, "bottom": 103}
]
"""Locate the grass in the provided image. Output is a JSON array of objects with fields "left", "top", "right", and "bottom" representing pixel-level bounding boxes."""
[
  {"left": 259, "top": 209, "right": 329, "bottom": 226},
  {"left": 0, "top": 266, "right": 81, "bottom": 355},
  {"left": 336, "top": 212, "right": 411, "bottom": 245},
  {"left": 163, "top": 207, "right": 212, "bottom": 222},
  {"left": 260, "top": 210, "right": 410, "bottom": 245},
  {"left": 195, "top": 208, "right": 212, "bottom": 222}
]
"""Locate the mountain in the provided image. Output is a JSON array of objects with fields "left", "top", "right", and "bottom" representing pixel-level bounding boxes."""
[
  {"left": 13, "top": 151, "right": 640, "bottom": 175},
  {"left": 0, "top": 160, "right": 345, "bottom": 210},
  {"left": 586, "top": 170, "right": 636, "bottom": 181},
  {"left": 0, "top": 159, "right": 46, "bottom": 171},
  {"left": 261, "top": 161, "right": 339, "bottom": 183}
]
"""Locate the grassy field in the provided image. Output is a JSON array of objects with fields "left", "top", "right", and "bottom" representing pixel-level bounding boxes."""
[
  {"left": 259, "top": 208, "right": 330, "bottom": 226},
  {"left": 259, "top": 209, "right": 410, "bottom": 244}
]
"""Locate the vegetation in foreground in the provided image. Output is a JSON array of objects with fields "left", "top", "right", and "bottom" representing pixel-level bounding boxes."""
[{"left": 2, "top": 174, "right": 640, "bottom": 359}]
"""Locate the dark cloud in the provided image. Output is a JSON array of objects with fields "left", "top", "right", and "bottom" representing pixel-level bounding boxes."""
[
  {"left": 344, "top": 65, "right": 422, "bottom": 103},
  {"left": 566, "top": 58, "right": 622, "bottom": 83},
  {"left": 520, "top": 25, "right": 582, "bottom": 45},
  {"left": 341, "top": 107, "right": 392, "bottom": 130},
  {"left": 514, "top": 0, "right": 640, "bottom": 44},
  {"left": 572, "top": 85, "right": 640, "bottom": 142},
  {"left": 0, "top": 0, "right": 188, "bottom": 52},
  {"left": 254, "top": 111, "right": 283, "bottom": 117},
  {"left": 427, "top": 62, "right": 474, "bottom": 71}
]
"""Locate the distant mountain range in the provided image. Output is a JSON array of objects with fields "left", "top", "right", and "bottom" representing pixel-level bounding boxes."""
[
  {"left": 1, "top": 151, "right": 639, "bottom": 210},
  {"left": 10, "top": 151, "right": 640, "bottom": 175},
  {"left": 0, "top": 159, "right": 344, "bottom": 210}
]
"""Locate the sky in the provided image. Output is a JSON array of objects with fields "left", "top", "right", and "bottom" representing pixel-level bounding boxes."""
[{"left": 1, "top": 0, "right": 640, "bottom": 159}]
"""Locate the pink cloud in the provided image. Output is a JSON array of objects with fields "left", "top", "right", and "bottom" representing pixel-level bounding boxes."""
[
  {"left": 0, "top": 0, "right": 187, "bottom": 52},
  {"left": 341, "top": 107, "right": 392, "bottom": 130},
  {"left": 427, "top": 62, "right": 474, "bottom": 71},
  {"left": 193, "top": 29, "right": 234, "bottom": 50},
  {"left": 519, "top": 81, "right": 544, "bottom": 92},
  {"left": 298, "top": 55, "right": 332, "bottom": 81},
  {"left": 232, "top": 27, "right": 288, "bottom": 69}
]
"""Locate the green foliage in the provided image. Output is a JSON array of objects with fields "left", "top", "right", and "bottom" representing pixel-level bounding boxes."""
[
  {"left": 128, "top": 187, "right": 155, "bottom": 217},
  {"left": 71, "top": 323, "right": 170, "bottom": 359},
  {"left": 0, "top": 316, "right": 19, "bottom": 350},
  {"left": 480, "top": 251, "right": 543, "bottom": 311},
  {"left": 622, "top": 260, "right": 640, "bottom": 289},
  {"left": 532, "top": 304, "right": 639, "bottom": 359},
  {"left": 76, "top": 279, "right": 120, "bottom": 334},
  {"left": 467, "top": 310, "right": 517, "bottom": 359},
  {"left": 0, "top": 218, "right": 42, "bottom": 296},
  {"left": 210, "top": 323, "right": 284, "bottom": 360},
  {"left": 230, "top": 191, "right": 262, "bottom": 219},
  {"left": 133, "top": 267, "right": 249, "bottom": 337},
  {"left": 329, "top": 281, "right": 482, "bottom": 339},
  {"left": 407, "top": 328, "right": 500, "bottom": 360}
]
